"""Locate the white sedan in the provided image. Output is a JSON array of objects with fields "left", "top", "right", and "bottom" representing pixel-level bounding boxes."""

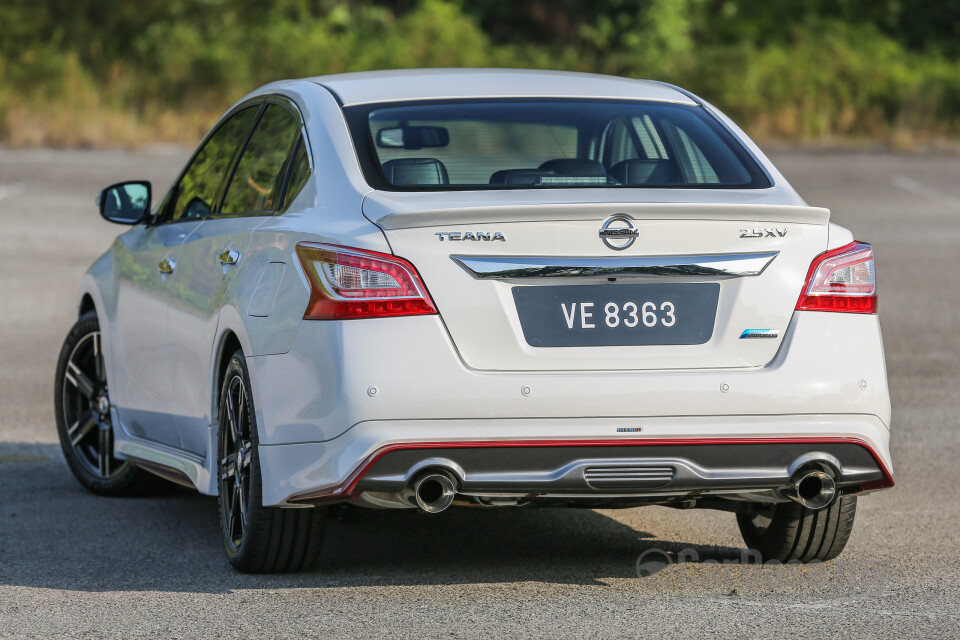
[{"left": 55, "top": 69, "right": 893, "bottom": 572}]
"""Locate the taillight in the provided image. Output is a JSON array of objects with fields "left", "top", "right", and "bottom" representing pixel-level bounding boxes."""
[
  {"left": 796, "top": 241, "right": 876, "bottom": 314},
  {"left": 296, "top": 243, "right": 437, "bottom": 319}
]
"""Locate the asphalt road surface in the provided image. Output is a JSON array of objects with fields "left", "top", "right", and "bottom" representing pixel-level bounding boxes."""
[{"left": 1, "top": 147, "right": 958, "bottom": 638}]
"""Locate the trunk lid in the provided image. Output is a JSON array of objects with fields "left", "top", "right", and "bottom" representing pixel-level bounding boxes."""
[{"left": 363, "top": 190, "right": 829, "bottom": 371}]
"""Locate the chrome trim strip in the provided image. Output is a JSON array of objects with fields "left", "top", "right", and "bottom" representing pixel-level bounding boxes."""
[{"left": 451, "top": 251, "right": 778, "bottom": 280}]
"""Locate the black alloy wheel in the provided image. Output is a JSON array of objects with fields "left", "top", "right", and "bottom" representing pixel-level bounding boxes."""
[
  {"left": 55, "top": 312, "right": 157, "bottom": 494},
  {"left": 216, "top": 351, "right": 326, "bottom": 573},
  {"left": 219, "top": 367, "right": 253, "bottom": 553}
]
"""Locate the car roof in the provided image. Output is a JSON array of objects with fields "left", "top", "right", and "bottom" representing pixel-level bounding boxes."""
[{"left": 303, "top": 68, "right": 698, "bottom": 107}]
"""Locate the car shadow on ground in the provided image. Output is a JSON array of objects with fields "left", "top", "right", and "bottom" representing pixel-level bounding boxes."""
[{"left": 0, "top": 442, "right": 744, "bottom": 594}]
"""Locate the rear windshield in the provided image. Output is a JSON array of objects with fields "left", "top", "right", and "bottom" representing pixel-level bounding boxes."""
[{"left": 345, "top": 99, "right": 771, "bottom": 191}]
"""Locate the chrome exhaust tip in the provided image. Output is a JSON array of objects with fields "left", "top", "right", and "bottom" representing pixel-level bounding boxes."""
[
  {"left": 411, "top": 471, "right": 457, "bottom": 514},
  {"left": 784, "top": 470, "right": 837, "bottom": 510}
]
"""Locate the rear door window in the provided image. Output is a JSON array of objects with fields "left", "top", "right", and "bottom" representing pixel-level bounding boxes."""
[{"left": 221, "top": 104, "right": 301, "bottom": 214}]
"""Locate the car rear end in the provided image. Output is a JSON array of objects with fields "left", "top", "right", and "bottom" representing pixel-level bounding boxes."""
[{"left": 254, "top": 83, "right": 892, "bottom": 541}]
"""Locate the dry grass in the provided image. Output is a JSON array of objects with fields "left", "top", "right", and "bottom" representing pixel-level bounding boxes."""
[
  {"left": 1, "top": 49, "right": 958, "bottom": 151},
  {"left": 5, "top": 95, "right": 960, "bottom": 152},
  {"left": 1, "top": 99, "right": 222, "bottom": 149}
]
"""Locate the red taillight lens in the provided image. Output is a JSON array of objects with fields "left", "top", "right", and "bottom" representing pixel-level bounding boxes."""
[
  {"left": 796, "top": 241, "right": 877, "bottom": 314},
  {"left": 296, "top": 243, "right": 437, "bottom": 319}
]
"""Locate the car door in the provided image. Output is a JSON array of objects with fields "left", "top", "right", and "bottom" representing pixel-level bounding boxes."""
[
  {"left": 167, "top": 100, "right": 305, "bottom": 455},
  {"left": 111, "top": 217, "right": 202, "bottom": 448},
  {"left": 112, "top": 104, "right": 260, "bottom": 449}
]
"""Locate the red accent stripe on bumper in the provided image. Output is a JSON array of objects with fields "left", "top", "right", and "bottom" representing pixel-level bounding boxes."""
[{"left": 286, "top": 436, "right": 894, "bottom": 505}]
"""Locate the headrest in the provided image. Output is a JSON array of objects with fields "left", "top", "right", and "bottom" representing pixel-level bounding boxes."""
[
  {"left": 381, "top": 158, "right": 450, "bottom": 186},
  {"left": 609, "top": 159, "right": 682, "bottom": 186}
]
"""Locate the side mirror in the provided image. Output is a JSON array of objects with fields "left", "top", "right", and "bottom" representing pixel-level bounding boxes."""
[
  {"left": 97, "top": 181, "right": 151, "bottom": 225},
  {"left": 376, "top": 126, "right": 450, "bottom": 149}
]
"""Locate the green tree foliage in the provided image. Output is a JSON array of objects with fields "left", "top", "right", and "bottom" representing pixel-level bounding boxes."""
[{"left": 0, "top": 0, "right": 958, "bottom": 146}]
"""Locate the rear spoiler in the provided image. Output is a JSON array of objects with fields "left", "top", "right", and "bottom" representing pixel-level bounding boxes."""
[{"left": 362, "top": 191, "right": 829, "bottom": 230}]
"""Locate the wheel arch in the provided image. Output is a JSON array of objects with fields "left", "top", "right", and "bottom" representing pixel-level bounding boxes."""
[
  {"left": 212, "top": 329, "right": 244, "bottom": 422},
  {"left": 209, "top": 307, "right": 257, "bottom": 423},
  {"left": 79, "top": 293, "right": 97, "bottom": 318},
  {"left": 75, "top": 275, "right": 117, "bottom": 396},
  {"left": 77, "top": 274, "right": 107, "bottom": 320}
]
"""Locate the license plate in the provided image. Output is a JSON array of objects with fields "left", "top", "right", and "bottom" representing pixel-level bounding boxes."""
[{"left": 512, "top": 283, "right": 720, "bottom": 347}]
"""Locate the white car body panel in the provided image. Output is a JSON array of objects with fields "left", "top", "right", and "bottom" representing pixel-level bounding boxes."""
[
  {"left": 246, "top": 310, "right": 890, "bottom": 446},
  {"left": 369, "top": 202, "right": 829, "bottom": 371},
  {"left": 306, "top": 68, "right": 698, "bottom": 107},
  {"left": 72, "top": 69, "right": 891, "bottom": 511}
]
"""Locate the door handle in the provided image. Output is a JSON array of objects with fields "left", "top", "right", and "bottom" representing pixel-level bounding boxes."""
[
  {"left": 158, "top": 258, "right": 175, "bottom": 274},
  {"left": 219, "top": 249, "right": 241, "bottom": 266}
]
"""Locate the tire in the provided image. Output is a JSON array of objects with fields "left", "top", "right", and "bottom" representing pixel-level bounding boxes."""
[
  {"left": 54, "top": 312, "right": 159, "bottom": 495},
  {"left": 737, "top": 495, "right": 857, "bottom": 563},
  {"left": 217, "top": 350, "right": 325, "bottom": 573}
]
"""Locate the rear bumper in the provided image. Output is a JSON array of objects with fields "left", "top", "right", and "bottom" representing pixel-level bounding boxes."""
[
  {"left": 248, "top": 311, "right": 891, "bottom": 447},
  {"left": 259, "top": 414, "right": 893, "bottom": 506},
  {"left": 247, "top": 308, "right": 892, "bottom": 507}
]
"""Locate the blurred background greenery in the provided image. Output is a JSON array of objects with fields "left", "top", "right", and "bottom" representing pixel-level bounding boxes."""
[{"left": 1, "top": 0, "right": 958, "bottom": 148}]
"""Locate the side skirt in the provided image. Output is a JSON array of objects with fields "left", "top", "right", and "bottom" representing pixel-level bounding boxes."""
[{"left": 111, "top": 408, "right": 217, "bottom": 495}]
